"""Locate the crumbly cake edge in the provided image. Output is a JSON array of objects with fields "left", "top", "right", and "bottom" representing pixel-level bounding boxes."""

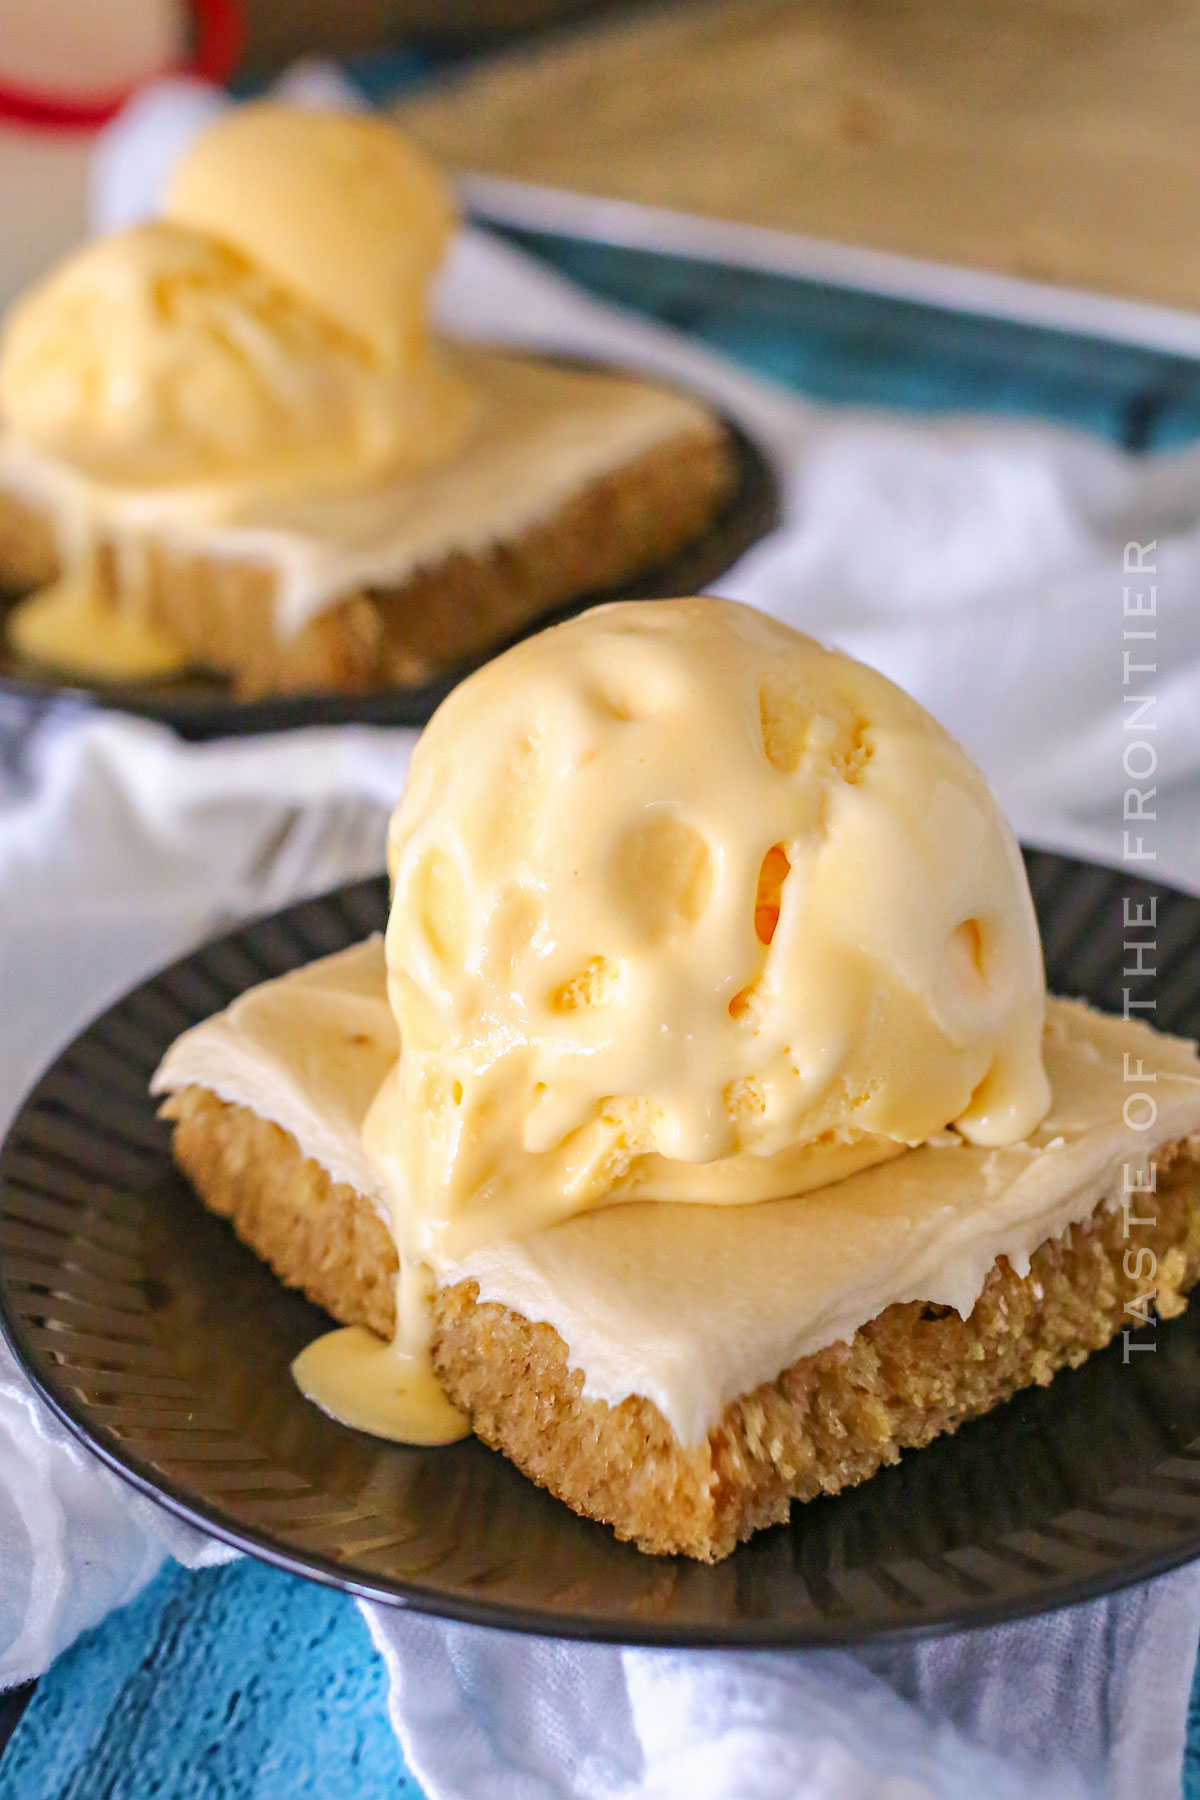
[
  {"left": 161, "top": 1084, "right": 1200, "bottom": 1562},
  {"left": 0, "top": 420, "right": 735, "bottom": 698}
]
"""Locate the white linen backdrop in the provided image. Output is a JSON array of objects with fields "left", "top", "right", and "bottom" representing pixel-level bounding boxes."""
[{"left": 3, "top": 84, "right": 1200, "bottom": 1800}]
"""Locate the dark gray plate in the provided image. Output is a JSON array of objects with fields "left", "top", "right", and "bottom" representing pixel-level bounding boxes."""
[
  {"left": 0, "top": 412, "right": 777, "bottom": 741},
  {"left": 2, "top": 851, "right": 1200, "bottom": 1646}
]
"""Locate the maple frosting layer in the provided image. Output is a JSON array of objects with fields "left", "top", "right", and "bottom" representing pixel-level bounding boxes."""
[
  {"left": 152, "top": 939, "right": 1200, "bottom": 1445},
  {"left": 152, "top": 938, "right": 397, "bottom": 1208},
  {"left": 0, "top": 345, "right": 718, "bottom": 640}
]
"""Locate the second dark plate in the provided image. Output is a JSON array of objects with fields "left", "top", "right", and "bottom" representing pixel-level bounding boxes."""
[{"left": 0, "top": 406, "right": 777, "bottom": 741}]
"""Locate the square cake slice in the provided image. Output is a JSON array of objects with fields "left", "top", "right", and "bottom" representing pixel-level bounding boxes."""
[
  {"left": 154, "top": 939, "right": 1200, "bottom": 1561},
  {"left": 0, "top": 349, "right": 736, "bottom": 697}
]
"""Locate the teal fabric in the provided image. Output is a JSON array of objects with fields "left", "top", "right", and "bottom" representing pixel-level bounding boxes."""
[
  {"left": 494, "top": 227, "right": 1200, "bottom": 449},
  {"left": 0, "top": 1561, "right": 413, "bottom": 1800},
  {"left": 3, "top": 1557, "right": 1199, "bottom": 1798},
  {"left": 1190, "top": 1668, "right": 1200, "bottom": 1800}
]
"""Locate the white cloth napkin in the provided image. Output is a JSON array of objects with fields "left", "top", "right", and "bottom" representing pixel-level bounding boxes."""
[{"left": 4, "top": 79, "right": 1200, "bottom": 1798}]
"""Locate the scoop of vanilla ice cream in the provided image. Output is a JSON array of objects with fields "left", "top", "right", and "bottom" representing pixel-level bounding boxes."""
[
  {"left": 0, "top": 223, "right": 389, "bottom": 486},
  {"left": 0, "top": 107, "right": 472, "bottom": 490},
  {"left": 165, "top": 104, "right": 455, "bottom": 372},
  {"left": 369, "top": 597, "right": 1051, "bottom": 1264}
]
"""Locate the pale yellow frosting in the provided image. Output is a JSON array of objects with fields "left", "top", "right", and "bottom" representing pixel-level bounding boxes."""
[
  {"left": 369, "top": 599, "right": 1051, "bottom": 1268},
  {"left": 456, "top": 1000, "right": 1200, "bottom": 1442},
  {"left": 152, "top": 938, "right": 396, "bottom": 1209},
  {"left": 152, "top": 937, "right": 470, "bottom": 1446},
  {"left": 151, "top": 938, "right": 1200, "bottom": 1445},
  {"left": 0, "top": 344, "right": 710, "bottom": 669}
]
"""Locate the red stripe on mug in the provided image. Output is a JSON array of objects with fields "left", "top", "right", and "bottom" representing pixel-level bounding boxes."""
[{"left": 0, "top": 0, "right": 243, "bottom": 133}]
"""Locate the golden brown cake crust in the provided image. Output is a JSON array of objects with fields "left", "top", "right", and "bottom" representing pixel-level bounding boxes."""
[
  {"left": 164, "top": 1087, "right": 399, "bottom": 1339},
  {"left": 0, "top": 422, "right": 734, "bottom": 698},
  {"left": 163, "top": 1084, "right": 1200, "bottom": 1561},
  {"left": 0, "top": 485, "right": 57, "bottom": 592}
]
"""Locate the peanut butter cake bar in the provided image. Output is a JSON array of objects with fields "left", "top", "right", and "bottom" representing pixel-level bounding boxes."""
[
  {"left": 153, "top": 600, "right": 1200, "bottom": 1559},
  {"left": 0, "top": 107, "right": 733, "bottom": 697}
]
